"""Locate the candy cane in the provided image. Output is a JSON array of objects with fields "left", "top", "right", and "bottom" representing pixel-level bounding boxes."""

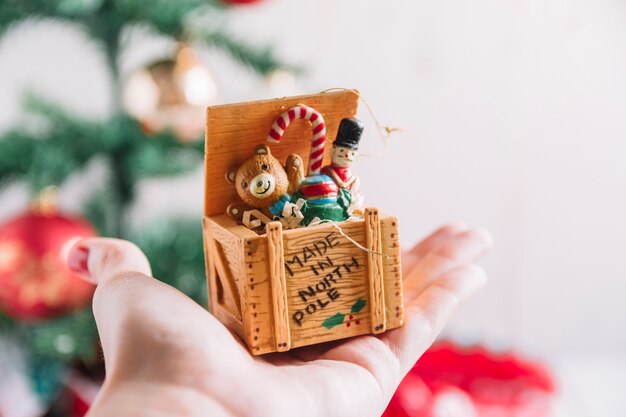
[{"left": 267, "top": 105, "right": 326, "bottom": 176}]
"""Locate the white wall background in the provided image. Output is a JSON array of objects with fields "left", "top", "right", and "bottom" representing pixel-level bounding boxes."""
[{"left": 1, "top": 0, "right": 625, "bottom": 413}]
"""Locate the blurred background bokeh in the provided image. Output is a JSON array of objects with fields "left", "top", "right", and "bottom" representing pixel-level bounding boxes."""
[{"left": 0, "top": 0, "right": 624, "bottom": 416}]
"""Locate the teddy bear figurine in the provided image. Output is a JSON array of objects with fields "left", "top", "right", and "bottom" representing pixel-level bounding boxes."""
[{"left": 226, "top": 144, "right": 304, "bottom": 220}]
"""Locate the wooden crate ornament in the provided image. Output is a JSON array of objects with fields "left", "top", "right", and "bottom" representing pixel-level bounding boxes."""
[{"left": 203, "top": 90, "right": 404, "bottom": 355}]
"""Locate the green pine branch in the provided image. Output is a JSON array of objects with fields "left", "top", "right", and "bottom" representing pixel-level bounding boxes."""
[
  {"left": 0, "top": 96, "right": 204, "bottom": 192},
  {"left": 0, "top": 1, "right": 63, "bottom": 37},
  {"left": 129, "top": 217, "right": 207, "bottom": 304},
  {"left": 24, "top": 308, "right": 99, "bottom": 362},
  {"left": 0, "top": 0, "right": 215, "bottom": 35},
  {"left": 0, "top": 0, "right": 286, "bottom": 76},
  {"left": 111, "top": 0, "right": 224, "bottom": 36},
  {"left": 124, "top": 129, "right": 204, "bottom": 182},
  {"left": 193, "top": 28, "right": 288, "bottom": 75},
  {"left": 0, "top": 132, "right": 36, "bottom": 184}
]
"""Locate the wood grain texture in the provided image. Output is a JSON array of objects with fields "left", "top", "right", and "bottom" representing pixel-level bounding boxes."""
[
  {"left": 380, "top": 216, "right": 404, "bottom": 329},
  {"left": 207, "top": 214, "right": 259, "bottom": 238},
  {"left": 266, "top": 221, "right": 291, "bottom": 351},
  {"left": 242, "top": 235, "right": 276, "bottom": 355},
  {"left": 204, "top": 214, "right": 403, "bottom": 355},
  {"left": 364, "top": 208, "right": 386, "bottom": 334},
  {"left": 282, "top": 219, "right": 372, "bottom": 346},
  {"left": 202, "top": 218, "right": 217, "bottom": 314},
  {"left": 203, "top": 218, "right": 245, "bottom": 340},
  {"left": 210, "top": 238, "right": 242, "bottom": 320},
  {"left": 204, "top": 90, "right": 360, "bottom": 217}
]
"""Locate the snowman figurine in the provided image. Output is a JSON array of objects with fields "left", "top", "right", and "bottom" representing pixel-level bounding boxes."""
[{"left": 322, "top": 117, "right": 365, "bottom": 213}]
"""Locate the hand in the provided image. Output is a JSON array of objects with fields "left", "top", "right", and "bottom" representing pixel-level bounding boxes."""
[{"left": 67, "top": 224, "right": 491, "bottom": 417}]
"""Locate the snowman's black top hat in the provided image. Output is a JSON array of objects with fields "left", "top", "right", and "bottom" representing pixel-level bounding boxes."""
[{"left": 333, "top": 117, "right": 364, "bottom": 150}]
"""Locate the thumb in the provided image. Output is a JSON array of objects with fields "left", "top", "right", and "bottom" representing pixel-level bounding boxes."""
[
  {"left": 66, "top": 237, "right": 249, "bottom": 383},
  {"left": 67, "top": 237, "right": 152, "bottom": 283},
  {"left": 67, "top": 238, "right": 158, "bottom": 369}
]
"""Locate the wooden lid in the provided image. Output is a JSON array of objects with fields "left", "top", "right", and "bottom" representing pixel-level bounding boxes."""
[{"left": 204, "top": 90, "right": 360, "bottom": 217}]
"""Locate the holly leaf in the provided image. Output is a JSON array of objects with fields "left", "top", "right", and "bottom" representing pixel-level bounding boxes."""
[
  {"left": 351, "top": 298, "right": 366, "bottom": 314},
  {"left": 322, "top": 312, "right": 345, "bottom": 329}
]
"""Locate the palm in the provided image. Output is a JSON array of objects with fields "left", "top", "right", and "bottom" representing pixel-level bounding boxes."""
[{"left": 84, "top": 225, "right": 490, "bottom": 417}]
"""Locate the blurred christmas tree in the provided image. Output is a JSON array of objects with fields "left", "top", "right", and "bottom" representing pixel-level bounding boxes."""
[{"left": 0, "top": 0, "right": 287, "bottom": 414}]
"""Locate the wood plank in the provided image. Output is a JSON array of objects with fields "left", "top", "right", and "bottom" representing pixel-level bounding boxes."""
[
  {"left": 208, "top": 214, "right": 260, "bottom": 239},
  {"left": 204, "top": 90, "right": 360, "bottom": 217},
  {"left": 203, "top": 218, "right": 246, "bottom": 340},
  {"left": 380, "top": 216, "right": 404, "bottom": 330},
  {"left": 282, "top": 219, "right": 371, "bottom": 346},
  {"left": 242, "top": 235, "right": 276, "bottom": 355},
  {"left": 202, "top": 218, "right": 218, "bottom": 314},
  {"left": 209, "top": 238, "right": 242, "bottom": 320},
  {"left": 205, "top": 213, "right": 404, "bottom": 355},
  {"left": 365, "top": 208, "right": 386, "bottom": 334},
  {"left": 266, "top": 221, "right": 291, "bottom": 351}
]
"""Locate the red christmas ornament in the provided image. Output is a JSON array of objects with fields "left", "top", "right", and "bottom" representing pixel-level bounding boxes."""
[
  {"left": 0, "top": 204, "right": 97, "bottom": 320},
  {"left": 383, "top": 341, "right": 556, "bottom": 417}
]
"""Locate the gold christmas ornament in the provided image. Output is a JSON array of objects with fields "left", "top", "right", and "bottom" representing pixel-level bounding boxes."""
[
  {"left": 123, "top": 46, "right": 219, "bottom": 142},
  {"left": 267, "top": 68, "right": 296, "bottom": 93}
]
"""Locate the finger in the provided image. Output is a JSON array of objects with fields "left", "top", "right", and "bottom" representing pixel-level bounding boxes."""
[
  {"left": 401, "top": 223, "right": 469, "bottom": 276},
  {"left": 66, "top": 238, "right": 160, "bottom": 362},
  {"left": 384, "top": 264, "right": 487, "bottom": 374},
  {"left": 403, "top": 228, "right": 492, "bottom": 304},
  {"left": 408, "top": 222, "right": 469, "bottom": 259},
  {"left": 66, "top": 238, "right": 249, "bottom": 377}
]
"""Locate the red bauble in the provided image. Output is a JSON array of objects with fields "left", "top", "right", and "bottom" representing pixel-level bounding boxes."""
[
  {"left": 222, "top": 0, "right": 262, "bottom": 5},
  {"left": 0, "top": 210, "right": 97, "bottom": 320},
  {"left": 383, "top": 341, "right": 556, "bottom": 417}
]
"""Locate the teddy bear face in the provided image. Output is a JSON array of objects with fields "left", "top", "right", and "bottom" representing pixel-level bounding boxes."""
[{"left": 233, "top": 145, "right": 289, "bottom": 209}]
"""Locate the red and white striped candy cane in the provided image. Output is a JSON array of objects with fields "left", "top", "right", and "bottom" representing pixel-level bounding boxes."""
[{"left": 266, "top": 105, "right": 326, "bottom": 176}]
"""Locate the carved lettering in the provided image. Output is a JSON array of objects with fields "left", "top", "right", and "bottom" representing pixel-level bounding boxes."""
[
  {"left": 285, "top": 255, "right": 303, "bottom": 277},
  {"left": 292, "top": 311, "right": 304, "bottom": 326},
  {"left": 286, "top": 232, "right": 365, "bottom": 327},
  {"left": 312, "top": 240, "right": 328, "bottom": 257},
  {"left": 284, "top": 233, "right": 340, "bottom": 276},
  {"left": 315, "top": 280, "right": 328, "bottom": 293},
  {"left": 343, "top": 256, "right": 359, "bottom": 274},
  {"left": 302, "top": 246, "right": 316, "bottom": 263},
  {"left": 291, "top": 255, "right": 362, "bottom": 327},
  {"left": 316, "top": 297, "right": 329, "bottom": 309},
  {"left": 325, "top": 232, "right": 339, "bottom": 249},
  {"left": 305, "top": 303, "right": 317, "bottom": 315},
  {"left": 310, "top": 256, "right": 334, "bottom": 276},
  {"left": 298, "top": 286, "right": 316, "bottom": 303}
]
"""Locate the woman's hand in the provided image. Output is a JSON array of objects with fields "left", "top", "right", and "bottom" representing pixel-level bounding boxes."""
[{"left": 67, "top": 224, "right": 491, "bottom": 417}]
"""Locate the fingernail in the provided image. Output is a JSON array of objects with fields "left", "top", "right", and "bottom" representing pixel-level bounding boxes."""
[{"left": 67, "top": 244, "right": 90, "bottom": 277}]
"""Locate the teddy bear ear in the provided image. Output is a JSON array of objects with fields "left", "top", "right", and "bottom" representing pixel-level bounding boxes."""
[
  {"left": 225, "top": 169, "right": 237, "bottom": 184},
  {"left": 226, "top": 202, "right": 247, "bottom": 221},
  {"left": 254, "top": 144, "right": 270, "bottom": 155}
]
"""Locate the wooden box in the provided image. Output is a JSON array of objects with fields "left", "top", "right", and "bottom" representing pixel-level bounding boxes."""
[{"left": 202, "top": 90, "right": 404, "bottom": 355}]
